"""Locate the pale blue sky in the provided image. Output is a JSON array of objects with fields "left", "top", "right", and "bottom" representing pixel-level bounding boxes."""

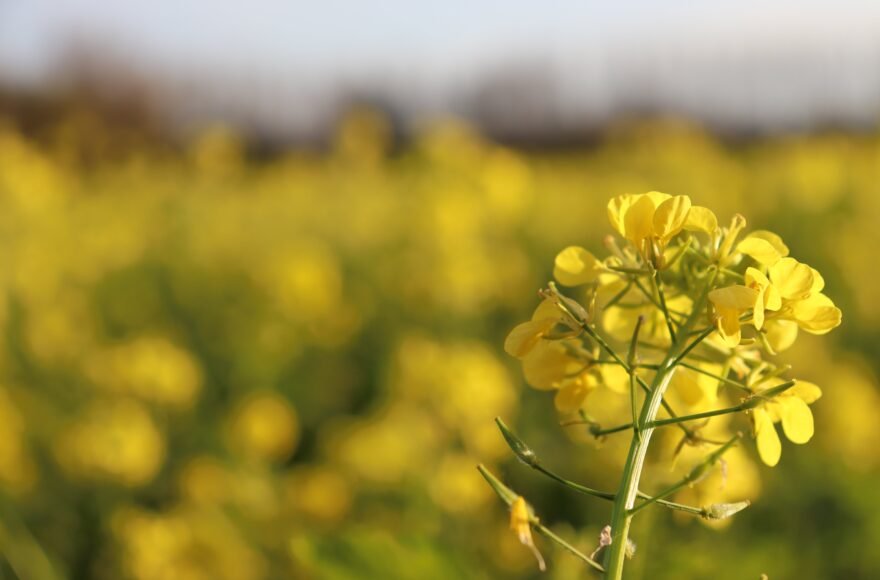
[
  {"left": 3, "top": 0, "right": 880, "bottom": 80},
  {"left": 3, "top": 1, "right": 880, "bottom": 132}
]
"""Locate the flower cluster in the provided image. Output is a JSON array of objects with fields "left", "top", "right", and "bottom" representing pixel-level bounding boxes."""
[
  {"left": 494, "top": 191, "right": 842, "bottom": 576},
  {"left": 505, "top": 191, "right": 841, "bottom": 466}
]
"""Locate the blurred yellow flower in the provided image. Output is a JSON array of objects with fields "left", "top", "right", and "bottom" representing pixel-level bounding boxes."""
[
  {"left": 229, "top": 393, "right": 299, "bottom": 463},
  {"left": 56, "top": 399, "right": 165, "bottom": 486}
]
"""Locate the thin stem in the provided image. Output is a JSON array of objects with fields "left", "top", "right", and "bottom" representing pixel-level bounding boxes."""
[
  {"left": 607, "top": 265, "right": 652, "bottom": 275},
  {"left": 591, "top": 376, "right": 796, "bottom": 435},
  {"left": 533, "top": 523, "right": 606, "bottom": 573},
  {"left": 593, "top": 359, "right": 660, "bottom": 370},
  {"left": 534, "top": 464, "right": 615, "bottom": 500},
  {"left": 579, "top": 323, "right": 692, "bottom": 437},
  {"left": 603, "top": 281, "right": 634, "bottom": 309},
  {"left": 627, "top": 316, "right": 644, "bottom": 441},
  {"left": 678, "top": 361, "right": 751, "bottom": 393},
  {"left": 665, "top": 237, "right": 693, "bottom": 270},
  {"left": 671, "top": 325, "right": 716, "bottom": 367},
  {"left": 647, "top": 402, "right": 756, "bottom": 429},
  {"left": 651, "top": 271, "right": 677, "bottom": 342},
  {"left": 497, "top": 418, "right": 706, "bottom": 516},
  {"left": 632, "top": 278, "right": 686, "bottom": 320},
  {"left": 477, "top": 464, "right": 605, "bottom": 573}
]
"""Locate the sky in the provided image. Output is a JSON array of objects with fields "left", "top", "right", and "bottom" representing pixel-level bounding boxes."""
[{"left": 2, "top": 1, "right": 880, "bottom": 133}]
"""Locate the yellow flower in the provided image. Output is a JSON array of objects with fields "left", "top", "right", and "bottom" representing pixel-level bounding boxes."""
[
  {"left": 509, "top": 496, "right": 545, "bottom": 571},
  {"left": 708, "top": 285, "right": 759, "bottom": 347},
  {"left": 767, "top": 257, "right": 842, "bottom": 334},
  {"left": 752, "top": 380, "right": 822, "bottom": 467},
  {"left": 607, "top": 192, "right": 692, "bottom": 260}
]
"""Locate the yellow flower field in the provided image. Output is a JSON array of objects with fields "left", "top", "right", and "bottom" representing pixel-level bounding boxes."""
[{"left": 0, "top": 109, "right": 878, "bottom": 579}]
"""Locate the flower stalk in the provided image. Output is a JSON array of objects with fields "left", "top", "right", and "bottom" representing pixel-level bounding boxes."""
[{"left": 490, "top": 192, "right": 841, "bottom": 577}]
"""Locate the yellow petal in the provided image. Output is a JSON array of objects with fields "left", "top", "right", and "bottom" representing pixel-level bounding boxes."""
[
  {"left": 738, "top": 230, "right": 789, "bottom": 264},
  {"left": 810, "top": 268, "right": 825, "bottom": 293},
  {"left": 509, "top": 497, "right": 545, "bottom": 571},
  {"left": 670, "top": 367, "right": 704, "bottom": 406},
  {"left": 718, "top": 214, "right": 747, "bottom": 260},
  {"left": 683, "top": 205, "right": 718, "bottom": 235},
  {"left": 754, "top": 408, "right": 782, "bottom": 467},
  {"left": 554, "top": 378, "right": 592, "bottom": 413},
  {"left": 752, "top": 287, "right": 766, "bottom": 330},
  {"left": 644, "top": 191, "right": 672, "bottom": 206},
  {"left": 764, "top": 284, "right": 782, "bottom": 311},
  {"left": 769, "top": 258, "right": 815, "bottom": 300},
  {"left": 531, "top": 298, "right": 563, "bottom": 321},
  {"left": 600, "top": 363, "right": 630, "bottom": 394},
  {"left": 607, "top": 194, "right": 638, "bottom": 237},
  {"left": 553, "top": 246, "right": 600, "bottom": 286},
  {"left": 602, "top": 304, "right": 652, "bottom": 343},
  {"left": 714, "top": 305, "right": 742, "bottom": 347},
  {"left": 504, "top": 319, "right": 553, "bottom": 358},
  {"left": 790, "top": 380, "right": 822, "bottom": 404},
  {"left": 779, "top": 397, "right": 814, "bottom": 444},
  {"left": 653, "top": 195, "right": 692, "bottom": 241},
  {"left": 745, "top": 267, "right": 781, "bottom": 312},
  {"left": 791, "top": 293, "right": 842, "bottom": 334},
  {"left": 709, "top": 285, "right": 759, "bottom": 309},
  {"left": 744, "top": 266, "right": 770, "bottom": 288},
  {"left": 764, "top": 319, "right": 798, "bottom": 352},
  {"left": 623, "top": 194, "right": 656, "bottom": 246},
  {"left": 522, "top": 341, "right": 580, "bottom": 390},
  {"left": 737, "top": 237, "right": 784, "bottom": 265}
]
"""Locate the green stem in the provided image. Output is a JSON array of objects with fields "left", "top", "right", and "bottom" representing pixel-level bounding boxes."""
[
  {"left": 495, "top": 417, "right": 705, "bottom": 517},
  {"left": 579, "top": 323, "right": 692, "bottom": 437},
  {"left": 602, "top": 357, "right": 679, "bottom": 578},
  {"left": 602, "top": 281, "right": 712, "bottom": 579},
  {"left": 678, "top": 361, "right": 751, "bottom": 393},
  {"left": 628, "top": 434, "right": 741, "bottom": 517},
  {"left": 604, "top": 281, "right": 634, "bottom": 309},
  {"left": 651, "top": 271, "right": 677, "bottom": 342},
  {"left": 627, "top": 316, "right": 644, "bottom": 441},
  {"left": 633, "top": 278, "right": 686, "bottom": 320}
]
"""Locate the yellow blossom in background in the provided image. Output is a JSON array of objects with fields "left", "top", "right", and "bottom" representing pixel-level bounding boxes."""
[
  {"left": 0, "top": 114, "right": 871, "bottom": 580},
  {"left": 85, "top": 337, "right": 203, "bottom": 408},
  {"left": 229, "top": 393, "right": 299, "bottom": 463},
  {"left": 55, "top": 399, "right": 165, "bottom": 486}
]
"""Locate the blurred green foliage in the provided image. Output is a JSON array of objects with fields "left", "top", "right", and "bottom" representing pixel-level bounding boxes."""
[{"left": 0, "top": 108, "right": 878, "bottom": 579}]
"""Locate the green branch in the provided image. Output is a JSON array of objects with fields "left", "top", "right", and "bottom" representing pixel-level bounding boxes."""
[
  {"left": 477, "top": 464, "right": 606, "bottom": 573},
  {"left": 495, "top": 418, "right": 706, "bottom": 517},
  {"left": 628, "top": 434, "right": 742, "bottom": 516}
]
